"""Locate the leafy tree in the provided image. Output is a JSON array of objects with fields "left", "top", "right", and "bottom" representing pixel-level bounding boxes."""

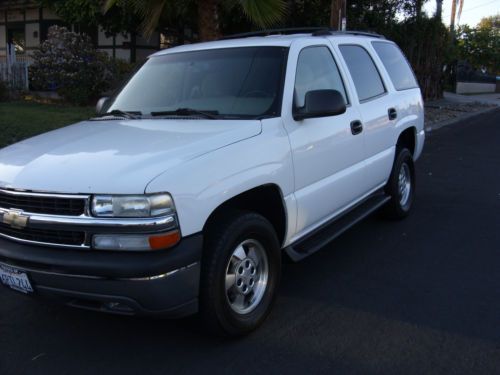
[
  {"left": 478, "top": 14, "right": 500, "bottom": 30},
  {"left": 38, "top": 0, "right": 140, "bottom": 36},
  {"left": 457, "top": 15, "right": 500, "bottom": 74},
  {"left": 348, "top": 0, "right": 405, "bottom": 32},
  {"left": 104, "top": 0, "right": 287, "bottom": 41}
]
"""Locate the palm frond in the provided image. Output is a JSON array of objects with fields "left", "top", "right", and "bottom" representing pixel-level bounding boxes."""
[
  {"left": 104, "top": 0, "right": 168, "bottom": 37},
  {"left": 237, "top": 0, "right": 287, "bottom": 29},
  {"left": 103, "top": 0, "right": 114, "bottom": 13}
]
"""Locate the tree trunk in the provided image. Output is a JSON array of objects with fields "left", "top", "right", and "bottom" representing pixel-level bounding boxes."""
[
  {"left": 450, "top": 0, "right": 457, "bottom": 32},
  {"left": 435, "top": 0, "right": 443, "bottom": 19},
  {"left": 198, "top": 0, "right": 220, "bottom": 41},
  {"left": 415, "top": 0, "right": 423, "bottom": 19},
  {"left": 330, "top": 0, "right": 345, "bottom": 30},
  {"left": 457, "top": 0, "right": 464, "bottom": 25}
]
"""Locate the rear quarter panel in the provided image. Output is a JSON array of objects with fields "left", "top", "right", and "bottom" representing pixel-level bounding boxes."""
[{"left": 363, "top": 40, "right": 425, "bottom": 160}]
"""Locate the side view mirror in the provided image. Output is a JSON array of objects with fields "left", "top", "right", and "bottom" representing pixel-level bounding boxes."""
[
  {"left": 293, "top": 89, "right": 346, "bottom": 121},
  {"left": 96, "top": 97, "right": 110, "bottom": 115}
]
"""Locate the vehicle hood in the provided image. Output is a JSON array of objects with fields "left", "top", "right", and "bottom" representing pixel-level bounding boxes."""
[{"left": 0, "top": 119, "right": 261, "bottom": 194}]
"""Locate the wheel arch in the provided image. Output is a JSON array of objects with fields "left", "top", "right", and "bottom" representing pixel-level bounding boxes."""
[
  {"left": 396, "top": 126, "right": 417, "bottom": 157},
  {"left": 203, "top": 184, "right": 288, "bottom": 247}
]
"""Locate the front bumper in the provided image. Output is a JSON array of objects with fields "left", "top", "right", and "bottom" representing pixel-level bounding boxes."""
[{"left": 0, "top": 234, "right": 203, "bottom": 317}]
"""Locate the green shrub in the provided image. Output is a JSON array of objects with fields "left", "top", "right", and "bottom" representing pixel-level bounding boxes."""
[
  {"left": 29, "top": 26, "right": 115, "bottom": 105},
  {"left": 107, "top": 58, "right": 138, "bottom": 94},
  {"left": 0, "top": 80, "right": 9, "bottom": 102}
]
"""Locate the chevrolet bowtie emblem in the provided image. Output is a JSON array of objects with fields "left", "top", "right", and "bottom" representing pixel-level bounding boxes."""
[{"left": 2, "top": 210, "right": 29, "bottom": 229}]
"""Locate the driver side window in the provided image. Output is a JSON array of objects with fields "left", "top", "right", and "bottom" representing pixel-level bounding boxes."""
[{"left": 294, "top": 46, "right": 348, "bottom": 108}]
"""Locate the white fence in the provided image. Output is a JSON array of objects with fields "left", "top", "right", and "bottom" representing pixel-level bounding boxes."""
[{"left": 0, "top": 62, "right": 30, "bottom": 90}]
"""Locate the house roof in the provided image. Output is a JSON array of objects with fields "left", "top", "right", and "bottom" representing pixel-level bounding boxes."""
[{"left": 0, "top": 1, "right": 38, "bottom": 11}]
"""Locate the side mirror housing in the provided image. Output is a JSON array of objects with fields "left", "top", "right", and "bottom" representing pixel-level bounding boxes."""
[
  {"left": 96, "top": 97, "right": 110, "bottom": 115},
  {"left": 293, "top": 89, "right": 347, "bottom": 121}
]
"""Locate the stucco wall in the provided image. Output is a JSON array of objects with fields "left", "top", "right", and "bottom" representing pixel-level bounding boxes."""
[{"left": 456, "top": 82, "right": 496, "bottom": 94}]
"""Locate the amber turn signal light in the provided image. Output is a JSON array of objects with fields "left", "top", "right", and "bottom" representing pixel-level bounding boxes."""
[{"left": 148, "top": 230, "right": 181, "bottom": 250}]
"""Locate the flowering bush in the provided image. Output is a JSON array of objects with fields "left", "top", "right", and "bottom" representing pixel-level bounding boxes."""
[{"left": 30, "top": 26, "right": 115, "bottom": 105}]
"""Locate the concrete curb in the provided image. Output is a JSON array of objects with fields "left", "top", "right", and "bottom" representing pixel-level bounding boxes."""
[{"left": 425, "top": 106, "right": 500, "bottom": 133}]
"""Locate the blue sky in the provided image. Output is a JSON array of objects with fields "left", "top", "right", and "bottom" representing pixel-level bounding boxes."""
[{"left": 424, "top": 0, "right": 500, "bottom": 26}]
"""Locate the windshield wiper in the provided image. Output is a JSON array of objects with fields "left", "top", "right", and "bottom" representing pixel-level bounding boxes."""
[
  {"left": 97, "top": 109, "right": 142, "bottom": 119},
  {"left": 151, "top": 108, "right": 219, "bottom": 119}
]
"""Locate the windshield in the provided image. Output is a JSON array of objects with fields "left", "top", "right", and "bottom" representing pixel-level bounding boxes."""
[{"left": 107, "top": 47, "right": 288, "bottom": 119}]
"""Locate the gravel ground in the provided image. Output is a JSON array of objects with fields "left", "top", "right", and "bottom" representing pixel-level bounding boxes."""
[{"left": 424, "top": 100, "right": 496, "bottom": 126}]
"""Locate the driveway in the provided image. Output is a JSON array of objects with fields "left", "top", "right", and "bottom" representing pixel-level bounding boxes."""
[{"left": 1, "top": 109, "right": 499, "bottom": 375}]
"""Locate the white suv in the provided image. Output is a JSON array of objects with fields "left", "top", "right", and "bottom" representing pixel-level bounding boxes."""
[{"left": 0, "top": 29, "right": 424, "bottom": 336}]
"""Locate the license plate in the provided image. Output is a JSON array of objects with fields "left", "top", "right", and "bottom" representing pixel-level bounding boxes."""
[{"left": 0, "top": 265, "right": 34, "bottom": 294}]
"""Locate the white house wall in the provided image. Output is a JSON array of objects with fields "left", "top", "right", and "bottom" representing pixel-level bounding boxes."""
[
  {"left": 115, "top": 33, "right": 130, "bottom": 45},
  {"left": 98, "top": 28, "right": 113, "bottom": 46},
  {"left": 25, "top": 23, "right": 39, "bottom": 48},
  {"left": 115, "top": 48, "right": 130, "bottom": 61},
  {"left": 0, "top": 25, "right": 5, "bottom": 49}
]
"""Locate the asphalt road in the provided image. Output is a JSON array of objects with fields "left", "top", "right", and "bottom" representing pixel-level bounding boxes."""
[{"left": 1, "top": 110, "right": 499, "bottom": 375}]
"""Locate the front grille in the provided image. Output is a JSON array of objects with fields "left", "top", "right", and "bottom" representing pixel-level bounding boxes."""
[
  {"left": 0, "top": 190, "right": 86, "bottom": 216},
  {"left": 0, "top": 222, "right": 85, "bottom": 246}
]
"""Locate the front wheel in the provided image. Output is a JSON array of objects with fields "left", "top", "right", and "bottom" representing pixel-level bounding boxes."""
[
  {"left": 199, "top": 211, "right": 281, "bottom": 336},
  {"left": 382, "top": 147, "right": 416, "bottom": 219}
]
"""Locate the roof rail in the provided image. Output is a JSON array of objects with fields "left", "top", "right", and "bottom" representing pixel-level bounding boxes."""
[
  {"left": 220, "top": 28, "right": 385, "bottom": 40},
  {"left": 312, "top": 30, "right": 385, "bottom": 39},
  {"left": 220, "top": 27, "right": 329, "bottom": 40}
]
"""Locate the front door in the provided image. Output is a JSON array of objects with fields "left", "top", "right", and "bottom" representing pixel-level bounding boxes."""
[{"left": 282, "top": 41, "right": 367, "bottom": 240}]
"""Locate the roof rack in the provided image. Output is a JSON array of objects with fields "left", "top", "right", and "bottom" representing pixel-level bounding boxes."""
[
  {"left": 220, "top": 28, "right": 384, "bottom": 40},
  {"left": 220, "top": 27, "right": 329, "bottom": 40},
  {"left": 312, "top": 30, "right": 385, "bottom": 39}
]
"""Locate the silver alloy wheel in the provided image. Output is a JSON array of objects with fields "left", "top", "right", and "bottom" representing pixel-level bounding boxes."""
[
  {"left": 398, "top": 163, "right": 411, "bottom": 206},
  {"left": 225, "top": 239, "right": 269, "bottom": 315}
]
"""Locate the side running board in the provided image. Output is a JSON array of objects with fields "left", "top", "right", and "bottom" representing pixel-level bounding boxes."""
[{"left": 285, "top": 192, "right": 391, "bottom": 262}]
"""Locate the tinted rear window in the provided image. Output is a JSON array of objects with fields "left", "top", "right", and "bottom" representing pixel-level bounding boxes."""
[
  {"left": 372, "top": 42, "right": 418, "bottom": 91},
  {"left": 339, "top": 45, "right": 386, "bottom": 102}
]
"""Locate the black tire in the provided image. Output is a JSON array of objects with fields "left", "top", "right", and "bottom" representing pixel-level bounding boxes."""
[
  {"left": 199, "top": 211, "right": 281, "bottom": 337},
  {"left": 381, "top": 147, "right": 416, "bottom": 219}
]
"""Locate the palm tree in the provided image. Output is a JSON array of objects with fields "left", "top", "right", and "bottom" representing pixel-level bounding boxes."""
[
  {"left": 105, "top": 0, "right": 287, "bottom": 41},
  {"left": 450, "top": 0, "right": 465, "bottom": 32}
]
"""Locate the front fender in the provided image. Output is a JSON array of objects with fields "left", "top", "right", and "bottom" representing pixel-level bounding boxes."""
[{"left": 145, "top": 118, "right": 295, "bottom": 237}]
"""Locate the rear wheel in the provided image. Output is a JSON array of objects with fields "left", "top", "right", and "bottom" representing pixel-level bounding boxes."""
[
  {"left": 382, "top": 147, "right": 415, "bottom": 219},
  {"left": 200, "top": 211, "right": 281, "bottom": 336}
]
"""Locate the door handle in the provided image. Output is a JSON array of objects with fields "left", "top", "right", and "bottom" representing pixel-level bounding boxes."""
[
  {"left": 388, "top": 108, "right": 397, "bottom": 120},
  {"left": 350, "top": 120, "right": 363, "bottom": 135}
]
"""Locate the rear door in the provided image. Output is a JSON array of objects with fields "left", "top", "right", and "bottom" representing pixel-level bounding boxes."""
[{"left": 336, "top": 42, "right": 395, "bottom": 190}]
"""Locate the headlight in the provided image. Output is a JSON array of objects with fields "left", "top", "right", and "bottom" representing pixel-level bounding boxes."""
[{"left": 91, "top": 193, "right": 174, "bottom": 218}]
